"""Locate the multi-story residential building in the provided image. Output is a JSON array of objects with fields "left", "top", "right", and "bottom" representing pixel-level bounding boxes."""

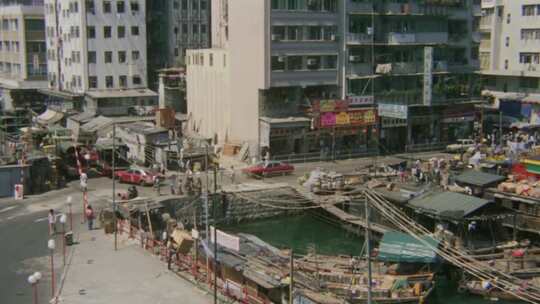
[
  {"left": 43, "top": 0, "right": 157, "bottom": 115},
  {"left": 147, "top": 0, "right": 210, "bottom": 91},
  {"left": 479, "top": 0, "right": 540, "bottom": 132},
  {"left": 188, "top": 0, "right": 480, "bottom": 159},
  {"left": 0, "top": 0, "right": 48, "bottom": 112}
]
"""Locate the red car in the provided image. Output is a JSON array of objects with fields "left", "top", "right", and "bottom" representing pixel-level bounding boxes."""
[
  {"left": 115, "top": 168, "right": 159, "bottom": 186},
  {"left": 242, "top": 161, "right": 295, "bottom": 177}
]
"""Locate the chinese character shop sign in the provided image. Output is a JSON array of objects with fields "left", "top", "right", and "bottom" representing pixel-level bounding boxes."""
[{"left": 320, "top": 109, "right": 377, "bottom": 127}]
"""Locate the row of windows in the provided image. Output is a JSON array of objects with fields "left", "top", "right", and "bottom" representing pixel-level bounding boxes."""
[
  {"left": 271, "top": 0, "right": 338, "bottom": 12},
  {"left": 187, "top": 52, "right": 226, "bottom": 67},
  {"left": 272, "top": 26, "right": 337, "bottom": 41},
  {"left": 88, "top": 50, "right": 140, "bottom": 64},
  {"left": 270, "top": 55, "right": 338, "bottom": 71},
  {"left": 0, "top": 62, "right": 22, "bottom": 75},
  {"left": 174, "top": 23, "right": 208, "bottom": 36},
  {"left": 88, "top": 75, "right": 142, "bottom": 88},
  {"left": 521, "top": 29, "right": 540, "bottom": 41},
  {"left": 0, "top": 18, "right": 18, "bottom": 31},
  {"left": 0, "top": 41, "right": 20, "bottom": 53},
  {"left": 88, "top": 25, "right": 140, "bottom": 39},
  {"left": 172, "top": 0, "right": 208, "bottom": 11},
  {"left": 45, "top": 1, "right": 140, "bottom": 16},
  {"left": 522, "top": 5, "right": 540, "bottom": 16}
]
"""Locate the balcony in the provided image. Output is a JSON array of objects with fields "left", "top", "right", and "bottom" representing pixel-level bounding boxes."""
[
  {"left": 347, "top": 32, "right": 372, "bottom": 44},
  {"left": 479, "top": 39, "right": 491, "bottom": 51},
  {"left": 348, "top": 1, "right": 373, "bottom": 13},
  {"left": 387, "top": 32, "right": 415, "bottom": 44},
  {"left": 271, "top": 70, "right": 338, "bottom": 87},
  {"left": 347, "top": 63, "right": 372, "bottom": 76},
  {"left": 479, "top": 16, "right": 492, "bottom": 31},
  {"left": 376, "top": 89, "right": 422, "bottom": 106},
  {"left": 25, "top": 31, "right": 45, "bottom": 41},
  {"left": 416, "top": 32, "right": 448, "bottom": 44},
  {"left": 391, "top": 62, "right": 421, "bottom": 74},
  {"left": 473, "top": 4, "right": 482, "bottom": 16}
]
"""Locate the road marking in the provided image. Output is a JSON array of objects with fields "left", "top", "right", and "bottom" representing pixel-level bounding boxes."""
[{"left": 0, "top": 206, "right": 16, "bottom": 214}]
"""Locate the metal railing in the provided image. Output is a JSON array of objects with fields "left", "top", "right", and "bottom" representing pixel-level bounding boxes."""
[{"left": 271, "top": 148, "right": 378, "bottom": 164}]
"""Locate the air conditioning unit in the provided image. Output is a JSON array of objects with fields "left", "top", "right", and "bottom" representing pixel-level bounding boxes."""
[
  {"left": 349, "top": 55, "right": 360, "bottom": 62},
  {"left": 307, "top": 59, "right": 317, "bottom": 65},
  {"left": 330, "top": 34, "right": 337, "bottom": 41},
  {"left": 271, "top": 34, "right": 280, "bottom": 41},
  {"left": 277, "top": 56, "right": 286, "bottom": 62}
]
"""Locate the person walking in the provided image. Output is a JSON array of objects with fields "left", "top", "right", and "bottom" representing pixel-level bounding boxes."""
[
  {"left": 48, "top": 209, "right": 56, "bottom": 235},
  {"left": 85, "top": 205, "right": 95, "bottom": 230},
  {"left": 154, "top": 176, "right": 161, "bottom": 196},
  {"left": 230, "top": 166, "right": 236, "bottom": 184}
]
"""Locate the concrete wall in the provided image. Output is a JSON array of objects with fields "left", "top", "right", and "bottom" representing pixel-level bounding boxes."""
[{"left": 186, "top": 49, "right": 231, "bottom": 144}]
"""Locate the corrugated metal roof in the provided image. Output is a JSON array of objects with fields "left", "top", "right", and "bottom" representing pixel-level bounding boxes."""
[
  {"left": 408, "top": 191, "right": 491, "bottom": 220},
  {"left": 455, "top": 170, "right": 505, "bottom": 187}
]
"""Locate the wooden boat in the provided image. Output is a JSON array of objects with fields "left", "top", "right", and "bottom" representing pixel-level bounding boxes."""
[
  {"left": 460, "top": 279, "right": 538, "bottom": 301},
  {"left": 295, "top": 254, "right": 435, "bottom": 304}
]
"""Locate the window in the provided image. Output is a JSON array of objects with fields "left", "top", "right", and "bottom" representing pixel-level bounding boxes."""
[
  {"left": 117, "top": 1, "right": 125, "bottom": 13},
  {"left": 119, "top": 75, "right": 127, "bottom": 87},
  {"left": 103, "top": 1, "right": 111, "bottom": 13},
  {"left": 182, "top": 23, "right": 188, "bottom": 34},
  {"left": 520, "top": 52, "right": 540, "bottom": 64},
  {"left": 73, "top": 2, "right": 79, "bottom": 12},
  {"left": 272, "top": 26, "right": 285, "bottom": 40},
  {"left": 132, "top": 50, "right": 140, "bottom": 60},
  {"left": 201, "top": 0, "right": 207, "bottom": 10},
  {"left": 118, "top": 26, "right": 125, "bottom": 38},
  {"left": 520, "top": 77, "right": 538, "bottom": 89},
  {"left": 86, "top": 0, "right": 95, "bottom": 13},
  {"left": 182, "top": 0, "right": 187, "bottom": 10},
  {"left": 77, "top": 76, "right": 82, "bottom": 88},
  {"left": 192, "top": 0, "right": 198, "bottom": 10},
  {"left": 131, "top": 26, "right": 139, "bottom": 36},
  {"left": 323, "top": 55, "right": 337, "bottom": 69},
  {"left": 87, "top": 26, "right": 95, "bottom": 38},
  {"left": 271, "top": 56, "right": 285, "bottom": 71},
  {"left": 287, "top": 56, "right": 303, "bottom": 70},
  {"left": 287, "top": 26, "right": 300, "bottom": 41},
  {"left": 88, "top": 51, "right": 96, "bottom": 63},
  {"left": 104, "top": 51, "right": 112, "bottom": 63},
  {"left": 288, "top": 0, "right": 299, "bottom": 10},
  {"left": 505, "top": 36, "right": 509, "bottom": 47},
  {"left": 507, "top": 13, "right": 511, "bottom": 24},
  {"left": 132, "top": 75, "right": 142, "bottom": 85},
  {"left": 173, "top": 1, "right": 179, "bottom": 9},
  {"left": 130, "top": 1, "right": 139, "bottom": 12},
  {"left": 105, "top": 76, "right": 114, "bottom": 88},
  {"left": 192, "top": 24, "right": 199, "bottom": 35},
  {"left": 89, "top": 76, "right": 97, "bottom": 88},
  {"left": 522, "top": 5, "right": 535, "bottom": 16},
  {"left": 504, "top": 59, "right": 508, "bottom": 70},
  {"left": 308, "top": 26, "right": 322, "bottom": 40},
  {"left": 104, "top": 26, "right": 111, "bottom": 38},
  {"left": 201, "top": 24, "right": 207, "bottom": 34},
  {"left": 306, "top": 56, "right": 320, "bottom": 70},
  {"left": 118, "top": 51, "right": 126, "bottom": 63}
]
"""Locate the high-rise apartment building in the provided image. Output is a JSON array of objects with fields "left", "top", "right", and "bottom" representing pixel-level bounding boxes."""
[
  {"left": 147, "top": 0, "right": 210, "bottom": 90},
  {"left": 479, "top": 0, "right": 540, "bottom": 131},
  {"left": 0, "top": 0, "right": 48, "bottom": 112},
  {"left": 188, "top": 0, "right": 481, "bottom": 158},
  {"left": 43, "top": 0, "right": 156, "bottom": 115}
]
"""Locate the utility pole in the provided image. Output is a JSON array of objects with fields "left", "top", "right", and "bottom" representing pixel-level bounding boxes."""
[
  {"left": 113, "top": 123, "right": 117, "bottom": 251},
  {"left": 365, "top": 196, "right": 372, "bottom": 304}
]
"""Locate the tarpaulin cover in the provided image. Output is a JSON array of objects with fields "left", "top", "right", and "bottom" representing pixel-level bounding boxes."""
[{"left": 378, "top": 231, "right": 439, "bottom": 264}]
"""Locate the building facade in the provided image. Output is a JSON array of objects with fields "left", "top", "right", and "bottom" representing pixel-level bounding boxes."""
[
  {"left": 0, "top": 0, "right": 48, "bottom": 112},
  {"left": 480, "top": 0, "right": 540, "bottom": 132},
  {"left": 43, "top": 0, "right": 156, "bottom": 115},
  {"left": 188, "top": 0, "right": 481, "bottom": 158},
  {"left": 147, "top": 0, "right": 210, "bottom": 91}
]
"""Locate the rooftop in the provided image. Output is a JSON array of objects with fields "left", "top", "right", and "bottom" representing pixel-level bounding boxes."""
[
  {"left": 408, "top": 191, "right": 492, "bottom": 220},
  {"left": 455, "top": 170, "right": 506, "bottom": 188},
  {"left": 85, "top": 89, "right": 158, "bottom": 99}
]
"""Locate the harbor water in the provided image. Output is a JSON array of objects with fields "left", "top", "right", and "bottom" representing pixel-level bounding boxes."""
[{"left": 224, "top": 214, "right": 521, "bottom": 304}]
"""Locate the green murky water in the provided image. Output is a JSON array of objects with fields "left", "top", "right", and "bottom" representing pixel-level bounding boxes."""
[{"left": 224, "top": 214, "right": 522, "bottom": 304}]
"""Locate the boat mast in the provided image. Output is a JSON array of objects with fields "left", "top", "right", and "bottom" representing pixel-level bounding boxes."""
[{"left": 365, "top": 195, "right": 372, "bottom": 304}]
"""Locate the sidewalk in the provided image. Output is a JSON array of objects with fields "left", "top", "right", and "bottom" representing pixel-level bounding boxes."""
[{"left": 58, "top": 228, "right": 213, "bottom": 304}]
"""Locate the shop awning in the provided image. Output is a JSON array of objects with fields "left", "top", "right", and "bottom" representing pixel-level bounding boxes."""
[
  {"left": 36, "top": 109, "right": 64, "bottom": 125},
  {"left": 408, "top": 192, "right": 492, "bottom": 220},
  {"left": 378, "top": 231, "right": 439, "bottom": 264},
  {"left": 455, "top": 170, "right": 506, "bottom": 188}
]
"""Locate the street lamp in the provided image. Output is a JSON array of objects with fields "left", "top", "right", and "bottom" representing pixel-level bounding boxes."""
[
  {"left": 59, "top": 214, "right": 67, "bottom": 265},
  {"left": 27, "top": 271, "right": 42, "bottom": 304},
  {"left": 47, "top": 239, "right": 56, "bottom": 299},
  {"left": 66, "top": 196, "right": 73, "bottom": 231}
]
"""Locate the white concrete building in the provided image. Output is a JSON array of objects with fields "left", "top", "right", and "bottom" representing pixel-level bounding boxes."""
[
  {"left": 189, "top": 0, "right": 480, "bottom": 158},
  {"left": 480, "top": 0, "right": 540, "bottom": 128},
  {"left": 43, "top": 0, "right": 156, "bottom": 115},
  {"left": 0, "top": 1, "right": 48, "bottom": 111}
]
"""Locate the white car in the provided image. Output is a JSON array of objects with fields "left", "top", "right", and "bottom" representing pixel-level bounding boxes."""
[{"left": 446, "top": 139, "right": 475, "bottom": 153}]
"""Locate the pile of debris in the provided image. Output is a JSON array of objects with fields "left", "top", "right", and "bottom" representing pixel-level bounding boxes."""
[
  {"left": 498, "top": 179, "right": 540, "bottom": 198},
  {"left": 300, "top": 168, "right": 365, "bottom": 194}
]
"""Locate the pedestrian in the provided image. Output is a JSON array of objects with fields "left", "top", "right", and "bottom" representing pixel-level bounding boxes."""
[
  {"left": 80, "top": 172, "right": 88, "bottom": 192},
  {"left": 85, "top": 205, "right": 95, "bottom": 230},
  {"left": 170, "top": 174, "right": 177, "bottom": 195},
  {"left": 154, "top": 176, "right": 161, "bottom": 196},
  {"left": 230, "top": 166, "right": 236, "bottom": 184},
  {"left": 48, "top": 209, "right": 56, "bottom": 235}
]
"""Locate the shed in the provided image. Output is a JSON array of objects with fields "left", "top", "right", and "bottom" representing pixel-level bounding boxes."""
[
  {"left": 455, "top": 170, "right": 505, "bottom": 188},
  {"left": 378, "top": 231, "right": 439, "bottom": 264},
  {"left": 408, "top": 191, "right": 492, "bottom": 220}
]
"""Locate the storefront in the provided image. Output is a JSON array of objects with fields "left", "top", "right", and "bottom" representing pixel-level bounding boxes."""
[
  {"left": 259, "top": 117, "right": 311, "bottom": 156},
  {"left": 441, "top": 104, "right": 476, "bottom": 142},
  {"left": 379, "top": 103, "right": 408, "bottom": 152}
]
